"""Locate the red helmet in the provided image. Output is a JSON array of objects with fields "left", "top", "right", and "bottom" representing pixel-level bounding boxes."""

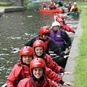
[
  {"left": 57, "top": 14, "right": 64, "bottom": 19},
  {"left": 20, "top": 46, "right": 33, "bottom": 59},
  {"left": 39, "top": 26, "right": 50, "bottom": 37},
  {"left": 33, "top": 40, "right": 45, "bottom": 50},
  {"left": 30, "top": 58, "right": 46, "bottom": 74},
  {"left": 56, "top": 17, "right": 63, "bottom": 22}
]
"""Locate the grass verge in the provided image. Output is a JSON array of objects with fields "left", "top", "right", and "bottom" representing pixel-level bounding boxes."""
[{"left": 74, "top": 2, "right": 87, "bottom": 87}]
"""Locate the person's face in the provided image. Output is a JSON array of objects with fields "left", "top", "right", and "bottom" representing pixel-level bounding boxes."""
[
  {"left": 33, "top": 68, "right": 44, "bottom": 79},
  {"left": 53, "top": 26, "right": 60, "bottom": 31},
  {"left": 35, "top": 47, "right": 43, "bottom": 56},
  {"left": 42, "top": 34, "right": 49, "bottom": 40},
  {"left": 22, "top": 55, "right": 33, "bottom": 64}
]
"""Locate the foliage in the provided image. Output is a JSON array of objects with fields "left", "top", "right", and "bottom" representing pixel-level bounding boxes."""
[{"left": 24, "top": 0, "right": 29, "bottom": 6}]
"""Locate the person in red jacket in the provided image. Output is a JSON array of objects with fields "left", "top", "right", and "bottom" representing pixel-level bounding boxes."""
[
  {"left": 48, "top": 1, "right": 57, "bottom": 10},
  {"left": 56, "top": 17, "right": 75, "bottom": 33},
  {"left": 6, "top": 46, "right": 34, "bottom": 87},
  {"left": 68, "top": 1, "right": 72, "bottom": 12},
  {"left": 17, "top": 58, "right": 59, "bottom": 87},
  {"left": 41, "top": 3, "right": 47, "bottom": 10},
  {"left": 6, "top": 46, "right": 72, "bottom": 87}
]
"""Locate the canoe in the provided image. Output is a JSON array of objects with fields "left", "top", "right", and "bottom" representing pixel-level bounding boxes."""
[
  {"left": 70, "top": 11, "right": 79, "bottom": 18},
  {"left": 39, "top": 8, "right": 63, "bottom": 13}
]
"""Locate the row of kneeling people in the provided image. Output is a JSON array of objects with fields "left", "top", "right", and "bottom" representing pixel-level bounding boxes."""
[{"left": 5, "top": 13, "right": 75, "bottom": 87}]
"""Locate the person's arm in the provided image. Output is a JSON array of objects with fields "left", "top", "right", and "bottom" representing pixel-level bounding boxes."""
[
  {"left": 24, "top": 36, "right": 37, "bottom": 46},
  {"left": 46, "top": 54, "right": 63, "bottom": 73},
  {"left": 61, "top": 30, "right": 71, "bottom": 48},
  {"left": 46, "top": 67, "right": 62, "bottom": 83}
]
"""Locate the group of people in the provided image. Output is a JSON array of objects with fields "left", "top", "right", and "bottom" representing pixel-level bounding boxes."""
[
  {"left": 64, "top": 1, "right": 80, "bottom": 12},
  {"left": 41, "top": 0, "right": 63, "bottom": 10},
  {"left": 41, "top": 0, "right": 80, "bottom": 14},
  {"left": 5, "top": 3, "right": 75, "bottom": 87},
  {"left": 41, "top": 1, "right": 57, "bottom": 10}
]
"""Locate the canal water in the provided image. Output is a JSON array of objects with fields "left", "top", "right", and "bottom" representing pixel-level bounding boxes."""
[{"left": 0, "top": 10, "right": 79, "bottom": 86}]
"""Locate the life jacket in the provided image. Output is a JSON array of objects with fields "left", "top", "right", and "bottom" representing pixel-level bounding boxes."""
[
  {"left": 72, "top": 6, "right": 78, "bottom": 11},
  {"left": 50, "top": 30, "right": 65, "bottom": 45}
]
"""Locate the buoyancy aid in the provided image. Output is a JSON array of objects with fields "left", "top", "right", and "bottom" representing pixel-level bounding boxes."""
[
  {"left": 50, "top": 30, "right": 65, "bottom": 45},
  {"left": 72, "top": 7, "right": 78, "bottom": 11}
]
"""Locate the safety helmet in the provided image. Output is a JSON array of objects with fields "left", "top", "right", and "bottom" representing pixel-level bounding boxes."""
[
  {"left": 57, "top": 14, "right": 64, "bottom": 19},
  {"left": 33, "top": 40, "right": 45, "bottom": 50},
  {"left": 52, "top": 21, "right": 60, "bottom": 27},
  {"left": 30, "top": 58, "right": 46, "bottom": 74},
  {"left": 68, "top": 2, "right": 71, "bottom": 5},
  {"left": 56, "top": 18, "right": 63, "bottom": 23},
  {"left": 39, "top": 26, "right": 50, "bottom": 37},
  {"left": 74, "top": 2, "right": 77, "bottom": 5},
  {"left": 20, "top": 46, "right": 33, "bottom": 61}
]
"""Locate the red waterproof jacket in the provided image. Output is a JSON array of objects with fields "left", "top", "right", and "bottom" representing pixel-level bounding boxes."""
[
  {"left": 34, "top": 54, "right": 63, "bottom": 73},
  {"left": 41, "top": 5, "right": 46, "bottom": 9},
  {"left": 6, "top": 62, "right": 30, "bottom": 87},
  {"left": 17, "top": 76, "right": 59, "bottom": 87},
  {"left": 6, "top": 62, "right": 62, "bottom": 87},
  {"left": 61, "top": 23, "right": 75, "bottom": 33},
  {"left": 48, "top": 4, "right": 57, "bottom": 10}
]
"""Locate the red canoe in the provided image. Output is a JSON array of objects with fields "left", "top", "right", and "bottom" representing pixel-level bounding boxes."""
[{"left": 39, "top": 8, "right": 63, "bottom": 13}]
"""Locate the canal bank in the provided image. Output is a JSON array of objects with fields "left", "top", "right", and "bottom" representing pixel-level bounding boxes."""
[
  {"left": 0, "top": 6, "right": 27, "bottom": 17},
  {"left": 62, "top": 19, "right": 82, "bottom": 87}
]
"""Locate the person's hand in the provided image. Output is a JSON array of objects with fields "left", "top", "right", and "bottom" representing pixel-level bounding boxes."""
[
  {"left": 64, "top": 71, "right": 72, "bottom": 75},
  {"left": 64, "top": 55, "right": 69, "bottom": 59},
  {"left": 63, "top": 82, "right": 73, "bottom": 86},
  {"left": 64, "top": 48, "right": 69, "bottom": 54}
]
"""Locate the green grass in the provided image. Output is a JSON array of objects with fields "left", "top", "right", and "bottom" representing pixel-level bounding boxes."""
[{"left": 73, "top": 2, "right": 87, "bottom": 87}]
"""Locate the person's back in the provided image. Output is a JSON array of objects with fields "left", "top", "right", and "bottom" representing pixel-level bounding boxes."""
[
  {"left": 48, "top": 1, "right": 57, "bottom": 10},
  {"left": 58, "top": 0, "right": 63, "bottom": 6}
]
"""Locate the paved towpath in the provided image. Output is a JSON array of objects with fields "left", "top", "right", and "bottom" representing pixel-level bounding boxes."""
[{"left": 62, "top": 19, "right": 82, "bottom": 87}]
